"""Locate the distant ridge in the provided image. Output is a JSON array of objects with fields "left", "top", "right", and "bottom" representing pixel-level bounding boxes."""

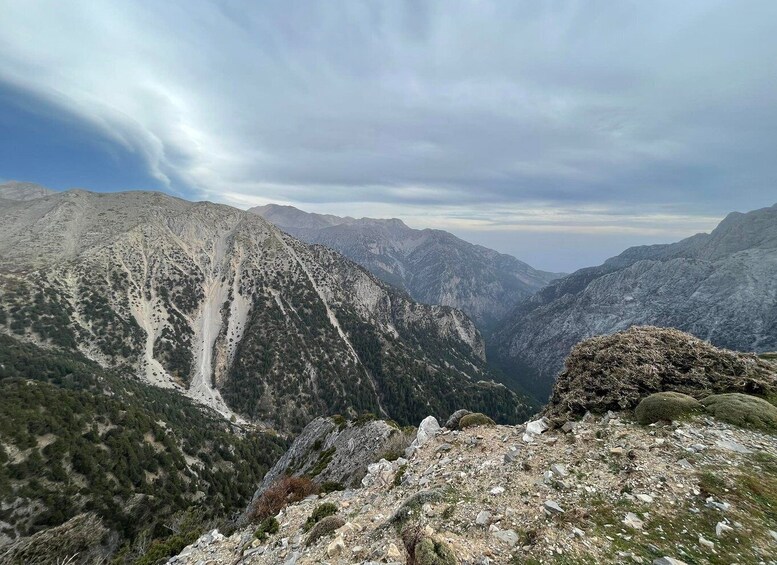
[
  {"left": 0, "top": 180, "right": 55, "bottom": 201},
  {"left": 252, "top": 203, "right": 563, "bottom": 329}
]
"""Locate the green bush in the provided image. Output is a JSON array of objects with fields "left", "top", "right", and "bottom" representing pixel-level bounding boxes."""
[
  {"left": 254, "top": 516, "right": 279, "bottom": 541},
  {"left": 402, "top": 525, "right": 458, "bottom": 565},
  {"left": 304, "top": 515, "right": 345, "bottom": 546},
  {"left": 414, "top": 535, "right": 458, "bottom": 565},
  {"left": 634, "top": 392, "right": 702, "bottom": 424},
  {"left": 303, "top": 502, "right": 338, "bottom": 532},
  {"left": 701, "top": 393, "right": 777, "bottom": 431},
  {"left": 458, "top": 413, "right": 496, "bottom": 429}
]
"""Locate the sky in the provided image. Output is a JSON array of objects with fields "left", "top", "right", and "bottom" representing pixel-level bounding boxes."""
[{"left": 1, "top": 1, "right": 776, "bottom": 271}]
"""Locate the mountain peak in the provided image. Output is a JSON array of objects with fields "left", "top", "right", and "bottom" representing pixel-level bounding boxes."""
[{"left": 0, "top": 180, "right": 55, "bottom": 201}]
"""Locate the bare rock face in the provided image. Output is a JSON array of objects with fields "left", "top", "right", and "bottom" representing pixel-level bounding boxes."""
[
  {"left": 251, "top": 204, "right": 562, "bottom": 330},
  {"left": 0, "top": 188, "right": 532, "bottom": 431},
  {"left": 544, "top": 326, "right": 777, "bottom": 424},
  {"left": 493, "top": 202, "right": 777, "bottom": 399},
  {"left": 247, "top": 416, "right": 405, "bottom": 509}
]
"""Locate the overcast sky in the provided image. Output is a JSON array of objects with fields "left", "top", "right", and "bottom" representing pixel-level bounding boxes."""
[{"left": 1, "top": 1, "right": 776, "bottom": 271}]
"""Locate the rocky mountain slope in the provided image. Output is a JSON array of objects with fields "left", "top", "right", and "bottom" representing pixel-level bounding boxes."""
[
  {"left": 169, "top": 329, "right": 777, "bottom": 565},
  {"left": 251, "top": 204, "right": 562, "bottom": 330},
  {"left": 0, "top": 187, "right": 532, "bottom": 432},
  {"left": 492, "top": 202, "right": 777, "bottom": 399}
]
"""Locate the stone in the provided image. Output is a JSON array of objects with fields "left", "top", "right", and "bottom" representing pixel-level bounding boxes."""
[
  {"left": 561, "top": 421, "right": 577, "bottom": 434},
  {"left": 544, "top": 500, "right": 564, "bottom": 514},
  {"left": 698, "top": 535, "right": 714, "bottom": 550},
  {"left": 610, "top": 447, "right": 624, "bottom": 455},
  {"left": 550, "top": 463, "right": 569, "bottom": 477},
  {"left": 653, "top": 558, "right": 689, "bottom": 565},
  {"left": 417, "top": 416, "right": 441, "bottom": 444},
  {"left": 523, "top": 418, "right": 549, "bottom": 442},
  {"left": 475, "top": 510, "right": 491, "bottom": 526},
  {"left": 623, "top": 512, "right": 643, "bottom": 530},
  {"left": 492, "top": 529, "right": 519, "bottom": 547},
  {"left": 326, "top": 536, "right": 345, "bottom": 558},
  {"left": 444, "top": 409, "right": 472, "bottom": 430},
  {"left": 490, "top": 486, "right": 505, "bottom": 495},
  {"left": 714, "top": 439, "right": 752, "bottom": 454},
  {"left": 636, "top": 494, "right": 654, "bottom": 504},
  {"left": 715, "top": 522, "right": 733, "bottom": 537},
  {"left": 385, "top": 543, "right": 402, "bottom": 561}
]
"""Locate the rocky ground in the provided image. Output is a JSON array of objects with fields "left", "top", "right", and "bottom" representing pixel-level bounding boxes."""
[{"left": 168, "top": 411, "right": 777, "bottom": 564}]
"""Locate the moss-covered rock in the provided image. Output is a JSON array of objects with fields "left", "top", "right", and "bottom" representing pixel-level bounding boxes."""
[
  {"left": 458, "top": 413, "right": 496, "bottom": 429},
  {"left": 634, "top": 392, "right": 702, "bottom": 424},
  {"left": 304, "top": 515, "right": 345, "bottom": 546},
  {"left": 701, "top": 393, "right": 777, "bottom": 431}
]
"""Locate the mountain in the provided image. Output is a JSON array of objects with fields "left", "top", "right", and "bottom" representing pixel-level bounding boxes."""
[
  {"left": 492, "top": 203, "right": 777, "bottom": 399},
  {"left": 251, "top": 204, "right": 562, "bottom": 330},
  {"left": 0, "top": 181, "right": 55, "bottom": 201},
  {"left": 0, "top": 188, "right": 533, "bottom": 432}
]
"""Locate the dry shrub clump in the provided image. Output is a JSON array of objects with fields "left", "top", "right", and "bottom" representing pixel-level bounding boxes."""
[
  {"left": 545, "top": 326, "right": 777, "bottom": 424},
  {"left": 248, "top": 476, "right": 319, "bottom": 523}
]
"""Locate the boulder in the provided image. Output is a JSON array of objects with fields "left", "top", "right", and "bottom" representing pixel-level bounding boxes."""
[{"left": 444, "top": 409, "right": 472, "bottom": 430}]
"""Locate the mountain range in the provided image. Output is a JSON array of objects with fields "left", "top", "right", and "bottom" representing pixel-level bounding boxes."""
[
  {"left": 492, "top": 202, "right": 777, "bottom": 398},
  {"left": 251, "top": 204, "right": 562, "bottom": 330},
  {"left": 0, "top": 181, "right": 531, "bottom": 432}
]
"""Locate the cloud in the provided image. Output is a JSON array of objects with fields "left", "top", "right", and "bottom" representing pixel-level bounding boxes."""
[{"left": 0, "top": 0, "right": 776, "bottom": 269}]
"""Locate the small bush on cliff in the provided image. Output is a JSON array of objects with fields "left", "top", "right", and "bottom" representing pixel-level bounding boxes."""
[
  {"left": 701, "top": 393, "right": 777, "bottom": 431},
  {"left": 634, "top": 392, "right": 702, "bottom": 424},
  {"left": 254, "top": 516, "right": 279, "bottom": 541},
  {"left": 458, "top": 413, "right": 496, "bottom": 429},
  {"left": 248, "top": 476, "right": 318, "bottom": 522},
  {"left": 303, "top": 502, "right": 338, "bottom": 532},
  {"left": 304, "top": 515, "right": 345, "bottom": 546},
  {"left": 402, "top": 524, "right": 458, "bottom": 565}
]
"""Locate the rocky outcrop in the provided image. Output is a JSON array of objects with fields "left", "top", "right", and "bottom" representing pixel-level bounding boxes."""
[
  {"left": 252, "top": 204, "right": 562, "bottom": 329},
  {"left": 0, "top": 187, "right": 533, "bottom": 430},
  {"left": 249, "top": 416, "right": 409, "bottom": 505},
  {"left": 544, "top": 326, "right": 777, "bottom": 424},
  {"left": 492, "top": 202, "right": 777, "bottom": 399}
]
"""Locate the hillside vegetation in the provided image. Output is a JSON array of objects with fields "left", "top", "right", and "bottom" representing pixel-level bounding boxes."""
[{"left": 0, "top": 334, "right": 287, "bottom": 564}]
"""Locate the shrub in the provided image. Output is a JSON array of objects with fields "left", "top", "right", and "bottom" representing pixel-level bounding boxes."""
[
  {"left": 458, "top": 413, "right": 496, "bottom": 429},
  {"left": 320, "top": 481, "right": 344, "bottom": 494},
  {"left": 303, "top": 502, "right": 338, "bottom": 532},
  {"left": 701, "top": 393, "right": 777, "bottom": 431},
  {"left": 254, "top": 516, "right": 279, "bottom": 541},
  {"left": 248, "top": 476, "right": 319, "bottom": 522},
  {"left": 390, "top": 489, "right": 445, "bottom": 529},
  {"left": 634, "top": 392, "right": 702, "bottom": 424},
  {"left": 402, "top": 524, "right": 458, "bottom": 565},
  {"left": 304, "top": 515, "right": 345, "bottom": 546},
  {"left": 380, "top": 429, "right": 414, "bottom": 461}
]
